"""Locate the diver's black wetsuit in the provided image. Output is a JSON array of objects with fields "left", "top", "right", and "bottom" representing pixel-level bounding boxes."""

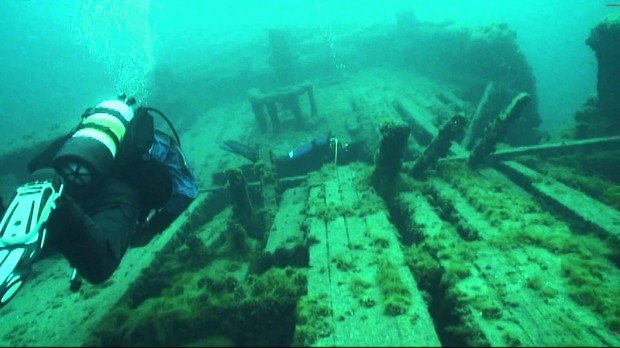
[
  {"left": 27, "top": 135, "right": 141, "bottom": 284},
  {"left": 273, "top": 136, "right": 335, "bottom": 177},
  {"left": 45, "top": 176, "right": 139, "bottom": 284},
  {"left": 26, "top": 109, "right": 179, "bottom": 284},
  {"left": 273, "top": 137, "right": 371, "bottom": 177},
  {"left": 220, "top": 134, "right": 371, "bottom": 179}
]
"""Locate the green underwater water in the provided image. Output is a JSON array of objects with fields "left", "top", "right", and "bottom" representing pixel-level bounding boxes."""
[{"left": 0, "top": 1, "right": 615, "bottom": 140}]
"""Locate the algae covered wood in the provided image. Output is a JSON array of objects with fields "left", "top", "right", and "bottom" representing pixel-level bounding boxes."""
[
  {"left": 0, "top": 193, "right": 212, "bottom": 346},
  {"left": 429, "top": 176, "right": 619, "bottom": 345},
  {"left": 301, "top": 166, "right": 440, "bottom": 347},
  {"left": 399, "top": 167, "right": 618, "bottom": 346},
  {"left": 497, "top": 160, "right": 620, "bottom": 243},
  {"left": 394, "top": 98, "right": 436, "bottom": 146},
  {"left": 409, "top": 114, "right": 468, "bottom": 179},
  {"left": 468, "top": 92, "right": 531, "bottom": 167},
  {"left": 489, "top": 135, "right": 620, "bottom": 161},
  {"left": 398, "top": 162, "right": 620, "bottom": 346},
  {"left": 463, "top": 80, "right": 494, "bottom": 150},
  {"left": 263, "top": 187, "right": 307, "bottom": 266},
  {"left": 393, "top": 98, "right": 468, "bottom": 156}
]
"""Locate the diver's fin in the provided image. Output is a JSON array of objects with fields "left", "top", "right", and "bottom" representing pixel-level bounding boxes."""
[
  {"left": 0, "top": 176, "right": 63, "bottom": 307},
  {"left": 220, "top": 140, "right": 259, "bottom": 162}
]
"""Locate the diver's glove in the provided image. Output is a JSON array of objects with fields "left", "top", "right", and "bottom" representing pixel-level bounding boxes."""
[
  {"left": 30, "top": 168, "right": 65, "bottom": 192},
  {"left": 132, "top": 205, "right": 167, "bottom": 247}
]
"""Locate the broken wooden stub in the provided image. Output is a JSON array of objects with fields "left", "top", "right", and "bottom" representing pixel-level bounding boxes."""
[
  {"left": 372, "top": 121, "right": 410, "bottom": 197},
  {"left": 462, "top": 80, "right": 494, "bottom": 150},
  {"left": 468, "top": 92, "right": 531, "bottom": 168},
  {"left": 254, "top": 160, "right": 278, "bottom": 234},
  {"left": 410, "top": 113, "right": 468, "bottom": 179},
  {"left": 226, "top": 167, "right": 258, "bottom": 238}
]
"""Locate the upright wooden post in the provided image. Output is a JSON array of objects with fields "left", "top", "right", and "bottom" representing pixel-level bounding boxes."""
[
  {"left": 410, "top": 114, "right": 468, "bottom": 178},
  {"left": 468, "top": 92, "right": 531, "bottom": 168},
  {"left": 226, "top": 168, "right": 260, "bottom": 238},
  {"left": 372, "top": 121, "right": 410, "bottom": 199},
  {"left": 248, "top": 89, "right": 267, "bottom": 131}
]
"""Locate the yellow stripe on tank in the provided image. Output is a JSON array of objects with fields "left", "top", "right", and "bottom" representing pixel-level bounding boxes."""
[
  {"left": 82, "top": 113, "right": 126, "bottom": 141},
  {"left": 73, "top": 128, "right": 118, "bottom": 156}
]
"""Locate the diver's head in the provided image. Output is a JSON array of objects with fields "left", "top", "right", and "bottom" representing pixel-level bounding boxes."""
[{"left": 52, "top": 94, "right": 137, "bottom": 192}]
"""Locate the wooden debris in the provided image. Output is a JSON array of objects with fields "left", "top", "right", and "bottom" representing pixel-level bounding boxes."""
[
  {"left": 302, "top": 166, "right": 440, "bottom": 347},
  {"left": 261, "top": 187, "right": 308, "bottom": 269},
  {"left": 393, "top": 98, "right": 468, "bottom": 156},
  {"left": 468, "top": 92, "right": 531, "bottom": 168},
  {"left": 393, "top": 99, "right": 436, "bottom": 146},
  {"left": 247, "top": 81, "right": 316, "bottom": 132},
  {"left": 226, "top": 168, "right": 259, "bottom": 238},
  {"left": 496, "top": 160, "right": 620, "bottom": 244},
  {"left": 372, "top": 121, "right": 410, "bottom": 198},
  {"left": 462, "top": 80, "right": 494, "bottom": 150},
  {"left": 409, "top": 114, "right": 468, "bottom": 179}
]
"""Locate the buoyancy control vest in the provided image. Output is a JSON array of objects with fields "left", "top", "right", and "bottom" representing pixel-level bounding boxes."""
[{"left": 114, "top": 105, "right": 198, "bottom": 215}]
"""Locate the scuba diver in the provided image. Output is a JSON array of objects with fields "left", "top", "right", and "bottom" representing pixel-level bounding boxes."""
[
  {"left": 220, "top": 132, "right": 371, "bottom": 177},
  {"left": 0, "top": 94, "right": 198, "bottom": 307}
]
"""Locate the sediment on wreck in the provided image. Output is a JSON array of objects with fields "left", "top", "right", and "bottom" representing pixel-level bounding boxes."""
[{"left": 395, "top": 12, "right": 542, "bottom": 146}]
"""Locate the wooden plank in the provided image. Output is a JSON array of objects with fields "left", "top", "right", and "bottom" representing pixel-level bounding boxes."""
[
  {"left": 326, "top": 217, "right": 363, "bottom": 345},
  {"left": 497, "top": 160, "right": 620, "bottom": 243},
  {"left": 303, "top": 167, "right": 440, "bottom": 347},
  {"left": 423, "top": 175, "right": 620, "bottom": 346},
  {"left": 333, "top": 167, "right": 358, "bottom": 209},
  {"left": 263, "top": 187, "right": 306, "bottom": 257},
  {"left": 397, "top": 191, "right": 444, "bottom": 239},
  {"left": 258, "top": 160, "right": 279, "bottom": 232},
  {"left": 324, "top": 177, "right": 341, "bottom": 207},
  {"left": 320, "top": 172, "right": 371, "bottom": 346},
  {"left": 393, "top": 99, "right": 467, "bottom": 156},
  {"left": 476, "top": 246, "right": 619, "bottom": 346},
  {"left": 306, "top": 184, "right": 336, "bottom": 347},
  {"left": 394, "top": 99, "right": 437, "bottom": 146},
  {"left": 331, "top": 168, "right": 408, "bottom": 345},
  {"left": 342, "top": 215, "right": 407, "bottom": 345},
  {"left": 490, "top": 135, "right": 620, "bottom": 161},
  {"left": 462, "top": 80, "right": 494, "bottom": 149},
  {"left": 427, "top": 178, "right": 499, "bottom": 241},
  {"left": 443, "top": 135, "right": 620, "bottom": 162},
  {"left": 306, "top": 187, "right": 330, "bottom": 294},
  {"left": 306, "top": 219, "right": 337, "bottom": 348},
  {"left": 364, "top": 212, "right": 441, "bottom": 346}
]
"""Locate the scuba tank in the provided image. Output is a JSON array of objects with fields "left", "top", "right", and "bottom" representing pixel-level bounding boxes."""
[{"left": 51, "top": 94, "right": 137, "bottom": 190}]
